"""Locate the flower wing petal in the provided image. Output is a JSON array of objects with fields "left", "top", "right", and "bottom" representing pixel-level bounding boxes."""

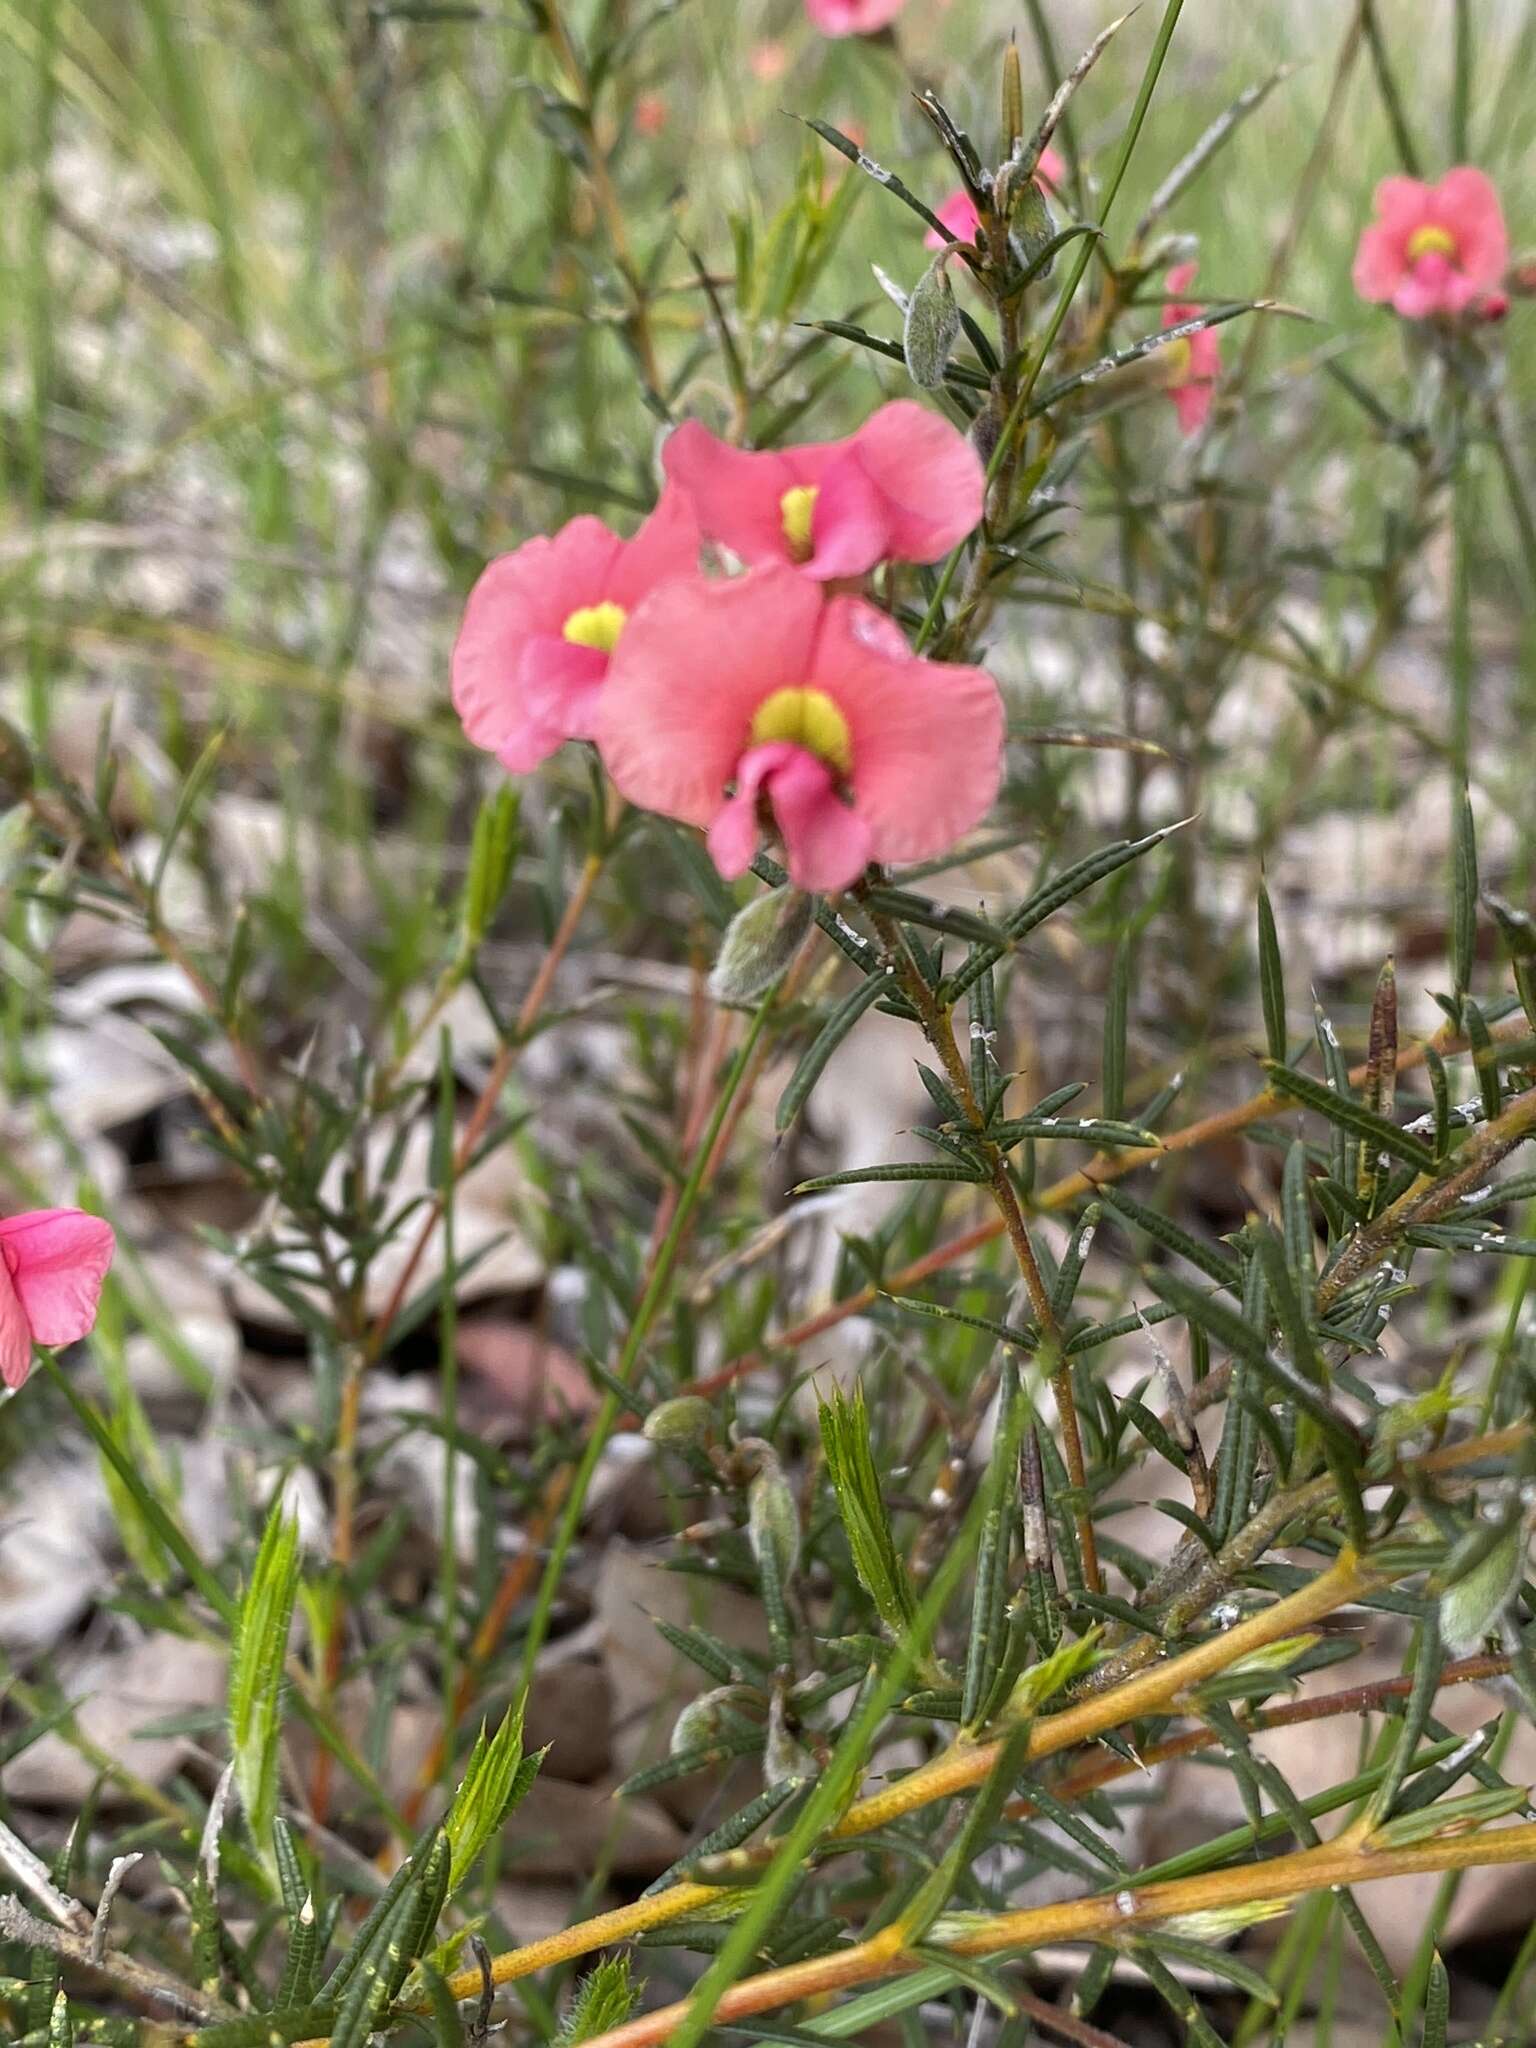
[{"left": 0, "top": 1209, "right": 115, "bottom": 1351}]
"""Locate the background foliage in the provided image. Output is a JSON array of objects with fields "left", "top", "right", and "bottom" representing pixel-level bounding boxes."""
[{"left": 2, "top": 2, "right": 1536, "bottom": 2045}]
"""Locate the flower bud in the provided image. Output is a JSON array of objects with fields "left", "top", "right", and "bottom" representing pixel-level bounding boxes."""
[
  {"left": 1001, "top": 38, "right": 1024, "bottom": 154},
  {"left": 747, "top": 1453, "right": 801, "bottom": 1587},
  {"left": 709, "top": 885, "right": 815, "bottom": 1005},
  {"left": 670, "top": 1683, "right": 759, "bottom": 1755},
  {"left": 904, "top": 253, "right": 962, "bottom": 391},
  {"left": 642, "top": 1394, "right": 715, "bottom": 1452}
]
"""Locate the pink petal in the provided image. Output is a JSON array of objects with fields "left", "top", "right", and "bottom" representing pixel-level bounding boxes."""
[
  {"left": 926, "top": 189, "right": 981, "bottom": 252},
  {"left": 0, "top": 1267, "right": 32, "bottom": 1389},
  {"left": 517, "top": 636, "right": 610, "bottom": 743},
  {"left": 662, "top": 422, "right": 823, "bottom": 569},
  {"left": 1352, "top": 220, "right": 1406, "bottom": 303},
  {"left": 0, "top": 1208, "right": 115, "bottom": 1351},
  {"left": 1373, "top": 175, "right": 1435, "bottom": 233},
  {"left": 1170, "top": 378, "right": 1214, "bottom": 435},
  {"left": 767, "top": 749, "right": 874, "bottom": 890},
  {"left": 808, "top": 598, "right": 1004, "bottom": 865},
  {"left": 1165, "top": 260, "right": 1199, "bottom": 299},
  {"left": 805, "top": 448, "right": 894, "bottom": 580},
  {"left": 607, "top": 480, "right": 702, "bottom": 606},
  {"left": 847, "top": 402, "right": 985, "bottom": 564},
  {"left": 805, "top": 0, "right": 904, "bottom": 34},
  {"left": 1036, "top": 145, "right": 1066, "bottom": 193},
  {"left": 598, "top": 570, "right": 824, "bottom": 828},
  {"left": 452, "top": 519, "right": 623, "bottom": 756},
  {"left": 706, "top": 786, "right": 765, "bottom": 879},
  {"left": 1435, "top": 166, "right": 1509, "bottom": 289}
]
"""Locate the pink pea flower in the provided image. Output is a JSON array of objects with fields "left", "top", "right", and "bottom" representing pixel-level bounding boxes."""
[
  {"left": 750, "top": 40, "right": 790, "bottom": 83},
  {"left": 0, "top": 1208, "right": 116, "bottom": 1389},
  {"left": 924, "top": 148, "right": 1066, "bottom": 251},
  {"left": 451, "top": 486, "right": 700, "bottom": 774},
  {"left": 1353, "top": 168, "right": 1509, "bottom": 320},
  {"left": 805, "top": 0, "right": 905, "bottom": 34},
  {"left": 634, "top": 94, "right": 668, "bottom": 136},
  {"left": 1161, "top": 261, "right": 1220, "bottom": 436},
  {"left": 596, "top": 567, "right": 1004, "bottom": 893},
  {"left": 661, "top": 402, "right": 984, "bottom": 584}
]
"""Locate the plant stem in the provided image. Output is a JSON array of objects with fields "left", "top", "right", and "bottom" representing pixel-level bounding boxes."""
[
  {"left": 310, "top": 837, "right": 607, "bottom": 1818},
  {"left": 861, "top": 898, "right": 1100, "bottom": 1593},
  {"left": 682, "top": 1006, "right": 1517, "bottom": 1407},
  {"left": 512, "top": 987, "right": 781, "bottom": 1696},
  {"left": 570, "top": 1824, "right": 1536, "bottom": 2048},
  {"left": 443, "top": 1548, "right": 1373, "bottom": 1997}
]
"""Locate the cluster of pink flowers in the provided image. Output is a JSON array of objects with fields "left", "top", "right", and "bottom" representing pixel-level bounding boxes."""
[
  {"left": 0, "top": 1208, "right": 115, "bottom": 1389},
  {"left": 453, "top": 402, "right": 1001, "bottom": 895}
]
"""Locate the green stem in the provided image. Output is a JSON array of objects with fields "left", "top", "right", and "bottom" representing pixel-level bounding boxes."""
[{"left": 660, "top": 1477, "right": 996, "bottom": 2048}]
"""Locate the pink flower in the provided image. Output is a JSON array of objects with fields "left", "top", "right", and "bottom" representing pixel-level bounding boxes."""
[
  {"left": 805, "top": 0, "right": 905, "bottom": 34},
  {"left": 1161, "top": 261, "right": 1220, "bottom": 436},
  {"left": 924, "top": 150, "right": 1066, "bottom": 251},
  {"left": 0, "top": 1208, "right": 116, "bottom": 1389},
  {"left": 662, "top": 402, "right": 984, "bottom": 583},
  {"left": 750, "top": 40, "right": 789, "bottom": 82},
  {"left": 452, "top": 487, "right": 699, "bottom": 773},
  {"left": 596, "top": 567, "right": 1004, "bottom": 892},
  {"left": 1353, "top": 168, "right": 1509, "bottom": 320},
  {"left": 634, "top": 94, "right": 668, "bottom": 136}
]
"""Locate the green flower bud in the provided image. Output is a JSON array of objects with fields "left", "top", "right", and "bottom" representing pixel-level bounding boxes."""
[
  {"left": 709, "top": 886, "right": 815, "bottom": 1006},
  {"left": 903, "top": 254, "right": 962, "bottom": 391},
  {"left": 642, "top": 1395, "right": 715, "bottom": 1451},
  {"left": 747, "top": 1454, "right": 801, "bottom": 1587}
]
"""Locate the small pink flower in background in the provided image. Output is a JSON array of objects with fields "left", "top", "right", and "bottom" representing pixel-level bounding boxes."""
[
  {"left": 750, "top": 40, "right": 789, "bottom": 83},
  {"left": 805, "top": 0, "right": 905, "bottom": 35},
  {"left": 0, "top": 1209, "right": 115, "bottom": 1389},
  {"left": 452, "top": 487, "right": 699, "bottom": 774},
  {"left": 1353, "top": 168, "right": 1508, "bottom": 319},
  {"left": 1161, "top": 261, "right": 1220, "bottom": 436},
  {"left": 662, "top": 401, "right": 983, "bottom": 583},
  {"left": 597, "top": 568, "right": 1003, "bottom": 892},
  {"left": 634, "top": 94, "right": 668, "bottom": 136},
  {"left": 924, "top": 149, "right": 1066, "bottom": 252}
]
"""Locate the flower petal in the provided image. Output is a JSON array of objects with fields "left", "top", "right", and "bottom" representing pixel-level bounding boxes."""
[
  {"left": 806, "top": 448, "right": 894, "bottom": 580},
  {"left": 662, "top": 423, "right": 820, "bottom": 569},
  {"left": 1352, "top": 221, "right": 1405, "bottom": 303},
  {"left": 598, "top": 569, "right": 824, "bottom": 827},
  {"left": 452, "top": 520, "right": 622, "bottom": 756},
  {"left": 0, "top": 1266, "right": 32, "bottom": 1389},
  {"left": 768, "top": 749, "right": 874, "bottom": 890},
  {"left": 809, "top": 598, "right": 1004, "bottom": 866},
  {"left": 848, "top": 401, "right": 985, "bottom": 564},
  {"left": 1436, "top": 166, "right": 1509, "bottom": 289},
  {"left": 926, "top": 189, "right": 981, "bottom": 252},
  {"left": 0, "top": 1208, "right": 115, "bottom": 1350},
  {"left": 607, "top": 480, "right": 702, "bottom": 605}
]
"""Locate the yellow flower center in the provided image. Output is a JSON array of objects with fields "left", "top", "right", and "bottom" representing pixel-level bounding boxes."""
[
  {"left": 749, "top": 687, "right": 852, "bottom": 776},
  {"left": 779, "top": 485, "right": 819, "bottom": 564},
  {"left": 561, "top": 601, "right": 627, "bottom": 653},
  {"left": 1406, "top": 223, "right": 1457, "bottom": 262}
]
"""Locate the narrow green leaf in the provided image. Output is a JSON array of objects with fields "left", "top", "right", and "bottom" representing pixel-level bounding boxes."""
[
  {"left": 228, "top": 1499, "right": 301, "bottom": 1863},
  {"left": 1097, "top": 1182, "right": 1242, "bottom": 1289},
  {"left": 1257, "top": 880, "right": 1287, "bottom": 1062},
  {"left": 792, "top": 1161, "right": 987, "bottom": 1194},
  {"left": 819, "top": 1384, "right": 916, "bottom": 1636},
  {"left": 1261, "top": 1060, "right": 1437, "bottom": 1173},
  {"left": 777, "top": 967, "right": 895, "bottom": 1133},
  {"left": 1451, "top": 784, "right": 1478, "bottom": 1007}
]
